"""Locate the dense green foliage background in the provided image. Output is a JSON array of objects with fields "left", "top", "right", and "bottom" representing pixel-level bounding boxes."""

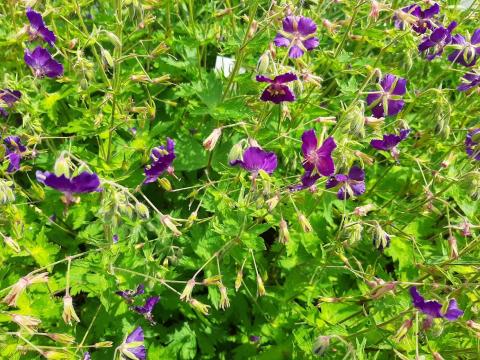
[{"left": 0, "top": 0, "right": 479, "bottom": 358}]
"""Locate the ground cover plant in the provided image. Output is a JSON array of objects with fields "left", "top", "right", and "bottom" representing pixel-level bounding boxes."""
[{"left": 0, "top": 0, "right": 479, "bottom": 358}]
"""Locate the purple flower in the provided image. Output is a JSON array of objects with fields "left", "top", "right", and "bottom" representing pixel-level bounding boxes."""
[
  {"left": 370, "top": 129, "right": 410, "bottom": 161},
  {"left": 394, "top": 3, "right": 439, "bottom": 34},
  {"left": 133, "top": 296, "right": 160, "bottom": 325},
  {"left": 448, "top": 30, "right": 480, "bottom": 67},
  {"left": 301, "top": 130, "right": 336, "bottom": 176},
  {"left": 230, "top": 147, "right": 277, "bottom": 175},
  {"left": 3, "top": 136, "right": 27, "bottom": 173},
  {"left": 116, "top": 284, "right": 145, "bottom": 303},
  {"left": 274, "top": 16, "right": 319, "bottom": 58},
  {"left": 418, "top": 21, "right": 457, "bottom": 60},
  {"left": 0, "top": 89, "right": 21, "bottom": 117},
  {"left": 144, "top": 138, "right": 175, "bottom": 184},
  {"left": 113, "top": 234, "right": 119, "bottom": 243},
  {"left": 410, "top": 287, "right": 464, "bottom": 321},
  {"left": 249, "top": 335, "right": 261, "bottom": 343},
  {"left": 26, "top": 8, "right": 56, "bottom": 46},
  {"left": 120, "top": 326, "right": 146, "bottom": 360},
  {"left": 290, "top": 170, "right": 321, "bottom": 191},
  {"left": 465, "top": 128, "right": 480, "bottom": 161},
  {"left": 24, "top": 46, "right": 63, "bottom": 78},
  {"left": 83, "top": 352, "right": 91, "bottom": 360},
  {"left": 457, "top": 72, "right": 480, "bottom": 92},
  {"left": 256, "top": 73, "right": 297, "bottom": 104},
  {"left": 366, "top": 74, "right": 407, "bottom": 118},
  {"left": 326, "top": 166, "right": 365, "bottom": 199},
  {"left": 36, "top": 171, "right": 101, "bottom": 203}
]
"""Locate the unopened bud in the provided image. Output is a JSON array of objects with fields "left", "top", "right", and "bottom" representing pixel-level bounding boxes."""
[
  {"left": 11, "top": 314, "right": 41, "bottom": 333},
  {"left": 354, "top": 150, "right": 374, "bottom": 165},
  {"left": 247, "top": 20, "right": 258, "bottom": 39},
  {"left": 135, "top": 202, "right": 150, "bottom": 219},
  {"left": 235, "top": 269, "right": 243, "bottom": 291},
  {"left": 354, "top": 204, "right": 375, "bottom": 216},
  {"left": 189, "top": 298, "right": 210, "bottom": 315},
  {"left": 69, "top": 38, "right": 78, "bottom": 49},
  {"left": 370, "top": 281, "right": 396, "bottom": 299},
  {"left": 3, "top": 235, "right": 21, "bottom": 253},
  {"left": 130, "top": 74, "right": 150, "bottom": 83},
  {"left": 160, "top": 215, "right": 181, "bottom": 236},
  {"left": 256, "top": 51, "right": 270, "bottom": 74},
  {"left": 219, "top": 285, "right": 230, "bottom": 310},
  {"left": 0, "top": 179, "right": 16, "bottom": 203},
  {"left": 62, "top": 295, "right": 80, "bottom": 325},
  {"left": 448, "top": 235, "right": 459, "bottom": 259},
  {"left": 312, "top": 336, "right": 330, "bottom": 356},
  {"left": 266, "top": 193, "right": 280, "bottom": 211},
  {"left": 372, "top": 223, "right": 390, "bottom": 251},
  {"left": 279, "top": 219, "right": 290, "bottom": 244},
  {"left": 151, "top": 75, "right": 170, "bottom": 84},
  {"left": 228, "top": 142, "right": 244, "bottom": 164},
  {"left": 432, "top": 352, "right": 445, "bottom": 360},
  {"left": 393, "top": 318, "right": 413, "bottom": 342},
  {"left": 256, "top": 274, "right": 266, "bottom": 296},
  {"left": 46, "top": 333, "right": 76, "bottom": 344},
  {"left": 203, "top": 128, "right": 222, "bottom": 151},
  {"left": 202, "top": 276, "right": 221, "bottom": 286},
  {"left": 314, "top": 116, "right": 337, "bottom": 124},
  {"left": 94, "top": 341, "right": 114, "bottom": 348},
  {"left": 466, "top": 320, "right": 480, "bottom": 331},
  {"left": 54, "top": 153, "right": 70, "bottom": 177},
  {"left": 180, "top": 279, "right": 196, "bottom": 301},
  {"left": 298, "top": 213, "right": 313, "bottom": 233}
]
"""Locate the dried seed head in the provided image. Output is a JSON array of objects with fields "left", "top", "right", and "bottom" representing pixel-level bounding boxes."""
[
  {"left": 219, "top": 285, "right": 230, "bottom": 310},
  {"left": 180, "top": 279, "right": 196, "bottom": 301},
  {"left": 62, "top": 295, "right": 80, "bottom": 325}
]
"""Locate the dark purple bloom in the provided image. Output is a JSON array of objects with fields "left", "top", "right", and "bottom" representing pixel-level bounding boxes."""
[
  {"left": 36, "top": 171, "right": 101, "bottom": 198},
  {"left": 448, "top": 30, "right": 480, "bottom": 67},
  {"left": 290, "top": 170, "right": 321, "bottom": 191},
  {"left": 113, "top": 234, "right": 119, "bottom": 243},
  {"left": 457, "top": 72, "right": 480, "bottom": 91},
  {"left": 230, "top": 147, "right": 277, "bottom": 175},
  {"left": 133, "top": 296, "right": 160, "bottom": 324},
  {"left": 366, "top": 74, "right": 407, "bottom": 118},
  {"left": 3, "top": 136, "right": 27, "bottom": 173},
  {"left": 274, "top": 16, "right": 319, "bottom": 58},
  {"left": 120, "top": 326, "right": 146, "bottom": 360},
  {"left": 116, "top": 284, "right": 145, "bottom": 303},
  {"left": 301, "top": 130, "right": 336, "bottom": 176},
  {"left": 465, "top": 128, "right": 480, "bottom": 161},
  {"left": 370, "top": 129, "right": 410, "bottom": 161},
  {"left": 24, "top": 46, "right": 63, "bottom": 78},
  {"left": 410, "top": 287, "right": 463, "bottom": 321},
  {"left": 418, "top": 21, "right": 457, "bottom": 60},
  {"left": 394, "top": 3, "right": 439, "bottom": 34},
  {"left": 0, "top": 89, "right": 21, "bottom": 117},
  {"left": 326, "top": 166, "right": 365, "bottom": 199},
  {"left": 249, "top": 335, "right": 261, "bottom": 343},
  {"left": 26, "top": 8, "right": 56, "bottom": 46},
  {"left": 256, "top": 73, "right": 297, "bottom": 104},
  {"left": 144, "top": 138, "right": 175, "bottom": 184}
]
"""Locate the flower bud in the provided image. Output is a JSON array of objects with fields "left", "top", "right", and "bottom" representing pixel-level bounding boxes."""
[
  {"left": 278, "top": 219, "right": 290, "bottom": 244},
  {"left": 160, "top": 215, "right": 181, "bottom": 236},
  {"left": 202, "top": 276, "right": 221, "bottom": 286},
  {"left": 314, "top": 116, "right": 337, "bottom": 124},
  {"left": 158, "top": 177, "right": 172, "bottom": 192},
  {"left": 54, "top": 153, "right": 70, "bottom": 177},
  {"left": 69, "top": 38, "right": 78, "bottom": 49},
  {"left": 354, "top": 150, "right": 374, "bottom": 165},
  {"left": 466, "top": 320, "right": 480, "bottom": 331},
  {"left": 448, "top": 235, "right": 459, "bottom": 259},
  {"left": 393, "top": 318, "right": 413, "bottom": 342},
  {"left": 189, "top": 298, "right": 210, "bottom": 315},
  {"left": 11, "top": 314, "right": 41, "bottom": 333},
  {"left": 203, "top": 128, "right": 222, "bottom": 151},
  {"left": 372, "top": 223, "right": 390, "bottom": 251},
  {"left": 41, "top": 350, "right": 72, "bottom": 359},
  {"left": 46, "top": 333, "right": 76, "bottom": 344},
  {"left": 256, "top": 51, "right": 270, "bottom": 74},
  {"left": 180, "top": 279, "right": 196, "bottom": 301},
  {"left": 219, "top": 285, "right": 230, "bottom": 310},
  {"left": 130, "top": 74, "right": 150, "bottom": 83},
  {"left": 3, "top": 272, "right": 48, "bottom": 307},
  {"left": 369, "top": 0, "right": 381, "bottom": 21},
  {"left": 100, "top": 47, "right": 114, "bottom": 68},
  {"left": 354, "top": 204, "right": 375, "bottom": 216},
  {"left": 235, "top": 269, "right": 243, "bottom": 291},
  {"left": 364, "top": 116, "right": 384, "bottom": 129},
  {"left": 94, "top": 341, "right": 114, "bottom": 348},
  {"left": 150, "top": 42, "right": 169, "bottom": 57},
  {"left": 151, "top": 75, "right": 170, "bottom": 84},
  {"left": 298, "top": 213, "right": 313, "bottom": 233},
  {"left": 62, "top": 295, "right": 80, "bottom": 325},
  {"left": 135, "top": 202, "right": 150, "bottom": 219},
  {"left": 370, "top": 281, "right": 396, "bottom": 299},
  {"left": 342, "top": 223, "right": 363, "bottom": 246},
  {"left": 312, "top": 336, "right": 330, "bottom": 356},
  {"left": 228, "top": 142, "right": 244, "bottom": 164},
  {"left": 256, "top": 274, "right": 266, "bottom": 296},
  {"left": 343, "top": 104, "right": 365, "bottom": 138},
  {"left": 266, "top": 193, "right": 280, "bottom": 211},
  {"left": 3, "top": 235, "right": 21, "bottom": 253}
]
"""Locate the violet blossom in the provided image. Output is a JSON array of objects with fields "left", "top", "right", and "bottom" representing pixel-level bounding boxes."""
[
  {"left": 24, "top": 46, "right": 63, "bottom": 78},
  {"left": 144, "top": 138, "right": 175, "bottom": 184},
  {"left": 326, "top": 166, "right": 366, "bottom": 199},
  {"left": 465, "top": 128, "right": 480, "bottom": 161},
  {"left": 256, "top": 73, "right": 297, "bottom": 104},
  {"left": 457, "top": 72, "right": 480, "bottom": 92},
  {"left": 301, "top": 129, "right": 336, "bottom": 176},
  {"left": 0, "top": 89, "right": 21, "bottom": 118},
  {"left": 370, "top": 129, "right": 410, "bottom": 161},
  {"left": 36, "top": 170, "right": 101, "bottom": 203},
  {"left": 448, "top": 29, "right": 480, "bottom": 67},
  {"left": 418, "top": 21, "right": 457, "bottom": 60},
  {"left": 116, "top": 284, "right": 145, "bottom": 303},
  {"left": 133, "top": 296, "right": 160, "bottom": 325},
  {"left": 290, "top": 170, "right": 321, "bottom": 191},
  {"left": 366, "top": 74, "right": 407, "bottom": 118},
  {"left": 394, "top": 3, "right": 439, "bottom": 34},
  {"left": 274, "top": 16, "right": 319, "bottom": 58},
  {"left": 410, "top": 287, "right": 464, "bottom": 321},
  {"left": 119, "top": 326, "right": 146, "bottom": 360},
  {"left": 230, "top": 146, "right": 277, "bottom": 175},
  {"left": 26, "top": 8, "right": 56, "bottom": 46},
  {"left": 3, "top": 136, "right": 27, "bottom": 173}
]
